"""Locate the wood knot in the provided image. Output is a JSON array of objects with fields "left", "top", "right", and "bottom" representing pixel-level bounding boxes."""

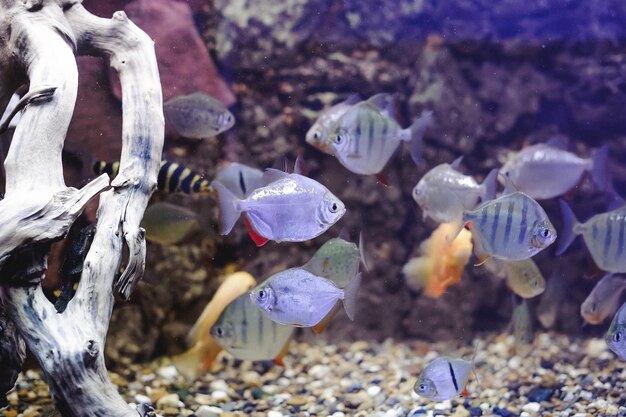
[{"left": 83, "top": 340, "right": 99, "bottom": 368}]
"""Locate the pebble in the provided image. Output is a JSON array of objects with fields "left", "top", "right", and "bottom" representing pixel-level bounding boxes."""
[
  {"left": 267, "top": 411, "right": 283, "bottom": 417},
  {"left": 156, "top": 393, "right": 181, "bottom": 409},
  {"left": 196, "top": 405, "right": 224, "bottom": 417},
  {"left": 367, "top": 386, "right": 381, "bottom": 396},
  {"left": 521, "top": 402, "right": 541, "bottom": 413},
  {"left": 157, "top": 366, "right": 178, "bottom": 381}
]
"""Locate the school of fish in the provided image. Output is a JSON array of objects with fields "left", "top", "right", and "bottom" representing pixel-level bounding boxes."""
[{"left": 84, "top": 90, "right": 626, "bottom": 402}]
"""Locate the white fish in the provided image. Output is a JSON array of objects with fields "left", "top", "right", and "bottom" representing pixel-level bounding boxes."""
[
  {"left": 330, "top": 101, "right": 432, "bottom": 175},
  {"left": 557, "top": 201, "right": 626, "bottom": 272},
  {"left": 215, "top": 162, "right": 264, "bottom": 199},
  {"left": 500, "top": 142, "right": 609, "bottom": 200},
  {"left": 413, "top": 158, "right": 497, "bottom": 223},
  {"left": 414, "top": 352, "right": 476, "bottom": 401},
  {"left": 250, "top": 268, "right": 361, "bottom": 327},
  {"left": 453, "top": 191, "right": 557, "bottom": 263},
  {"left": 581, "top": 274, "right": 626, "bottom": 325},
  {"left": 212, "top": 169, "right": 346, "bottom": 246},
  {"left": 306, "top": 94, "right": 361, "bottom": 156},
  {"left": 607, "top": 300, "right": 626, "bottom": 360}
]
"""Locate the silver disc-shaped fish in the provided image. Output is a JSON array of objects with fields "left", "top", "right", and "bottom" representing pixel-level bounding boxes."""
[
  {"left": 414, "top": 357, "right": 473, "bottom": 401},
  {"left": 164, "top": 92, "right": 235, "bottom": 138}
]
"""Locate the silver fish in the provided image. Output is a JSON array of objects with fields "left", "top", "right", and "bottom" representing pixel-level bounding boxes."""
[
  {"left": 211, "top": 293, "right": 294, "bottom": 362},
  {"left": 413, "top": 158, "right": 497, "bottom": 223},
  {"left": 212, "top": 170, "right": 346, "bottom": 246},
  {"left": 215, "top": 162, "right": 264, "bottom": 199},
  {"left": 164, "top": 92, "right": 235, "bottom": 139},
  {"left": 306, "top": 94, "right": 361, "bottom": 156},
  {"left": 557, "top": 201, "right": 626, "bottom": 272},
  {"left": 250, "top": 267, "right": 361, "bottom": 327},
  {"left": 512, "top": 295, "right": 533, "bottom": 357},
  {"left": 329, "top": 101, "right": 432, "bottom": 175},
  {"left": 581, "top": 274, "right": 626, "bottom": 325},
  {"left": 302, "top": 232, "right": 368, "bottom": 288},
  {"left": 414, "top": 355, "right": 474, "bottom": 401},
  {"left": 503, "top": 259, "right": 546, "bottom": 298},
  {"left": 458, "top": 192, "right": 557, "bottom": 262},
  {"left": 500, "top": 142, "right": 609, "bottom": 200},
  {"left": 607, "top": 300, "right": 626, "bottom": 360}
]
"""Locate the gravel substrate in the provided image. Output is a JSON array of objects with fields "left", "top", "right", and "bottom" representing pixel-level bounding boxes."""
[{"left": 4, "top": 332, "right": 626, "bottom": 417}]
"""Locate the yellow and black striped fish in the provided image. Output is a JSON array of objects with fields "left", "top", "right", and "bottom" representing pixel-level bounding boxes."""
[{"left": 93, "top": 160, "right": 211, "bottom": 194}]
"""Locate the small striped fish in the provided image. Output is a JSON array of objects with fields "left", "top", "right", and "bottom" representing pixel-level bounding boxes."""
[
  {"left": 460, "top": 192, "right": 557, "bottom": 263},
  {"left": 557, "top": 201, "right": 626, "bottom": 272},
  {"left": 211, "top": 293, "right": 294, "bottom": 364},
  {"left": 330, "top": 101, "right": 432, "bottom": 175},
  {"left": 93, "top": 160, "right": 211, "bottom": 194},
  {"left": 414, "top": 355, "right": 474, "bottom": 401}
]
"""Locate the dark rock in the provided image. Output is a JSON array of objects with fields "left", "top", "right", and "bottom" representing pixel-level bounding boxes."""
[
  {"left": 469, "top": 407, "right": 483, "bottom": 416},
  {"left": 493, "top": 407, "right": 516, "bottom": 417},
  {"left": 526, "top": 387, "right": 554, "bottom": 403},
  {"left": 540, "top": 359, "right": 555, "bottom": 369}
]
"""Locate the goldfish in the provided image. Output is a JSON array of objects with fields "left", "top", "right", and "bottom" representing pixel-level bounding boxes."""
[
  {"left": 607, "top": 300, "right": 626, "bottom": 360},
  {"left": 306, "top": 94, "right": 362, "bottom": 155},
  {"left": 500, "top": 141, "right": 609, "bottom": 200},
  {"left": 94, "top": 160, "right": 211, "bottom": 194},
  {"left": 211, "top": 293, "right": 294, "bottom": 365},
  {"left": 453, "top": 190, "right": 557, "bottom": 263},
  {"left": 214, "top": 162, "right": 264, "bottom": 199},
  {"left": 164, "top": 92, "right": 235, "bottom": 139},
  {"left": 329, "top": 98, "right": 432, "bottom": 175},
  {"left": 502, "top": 259, "right": 546, "bottom": 298},
  {"left": 172, "top": 271, "right": 256, "bottom": 379},
  {"left": 140, "top": 202, "right": 200, "bottom": 246},
  {"left": 580, "top": 274, "right": 626, "bottom": 325},
  {"left": 212, "top": 169, "right": 345, "bottom": 246},
  {"left": 414, "top": 347, "right": 477, "bottom": 401},
  {"left": 402, "top": 223, "right": 472, "bottom": 297},
  {"left": 512, "top": 295, "right": 533, "bottom": 357},
  {"left": 557, "top": 200, "right": 626, "bottom": 272},
  {"left": 413, "top": 158, "right": 498, "bottom": 223},
  {"left": 250, "top": 268, "right": 361, "bottom": 327}
]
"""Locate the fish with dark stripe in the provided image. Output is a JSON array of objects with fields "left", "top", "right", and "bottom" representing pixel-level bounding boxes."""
[
  {"left": 93, "top": 160, "right": 211, "bottom": 195},
  {"left": 558, "top": 200, "right": 626, "bottom": 272},
  {"left": 414, "top": 352, "right": 476, "bottom": 401},
  {"left": 453, "top": 190, "right": 556, "bottom": 264}
]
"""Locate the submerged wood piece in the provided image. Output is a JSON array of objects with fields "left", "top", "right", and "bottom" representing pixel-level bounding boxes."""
[
  {"left": 0, "top": 1, "right": 164, "bottom": 416},
  {"left": 0, "top": 305, "right": 25, "bottom": 408}
]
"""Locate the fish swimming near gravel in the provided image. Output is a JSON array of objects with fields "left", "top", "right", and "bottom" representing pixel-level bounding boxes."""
[
  {"left": 451, "top": 189, "right": 557, "bottom": 264},
  {"left": 140, "top": 202, "right": 201, "bottom": 246},
  {"left": 250, "top": 267, "right": 361, "bottom": 328},
  {"left": 500, "top": 140, "right": 609, "bottom": 200},
  {"left": 581, "top": 273, "right": 626, "bottom": 325},
  {"left": 164, "top": 92, "right": 235, "bottom": 139},
  {"left": 172, "top": 271, "right": 256, "bottom": 379},
  {"left": 211, "top": 293, "right": 294, "bottom": 365},
  {"left": 414, "top": 347, "right": 478, "bottom": 401},
  {"left": 212, "top": 169, "right": 346, "bottom": 246},
  {"left": 606, "top": 299, "right": 626, "bottom": 360},
  {"left": 502, "top": 259, "right": 546, "bottom": 299},
  {"left": 214, "top": 162, "right": 264, "bottom": 199},
  {"left": 413, "top": 157, "right": 498, "bottom": 224},
  {"left": 329, "top": 99, "right": 432, "bottom": 176},
  {"left": 511, "top": 294, "right": 533, "bottom": 357},
  {"left": 94, "top": 160, "right": 211, "bottom": 194},
  {"left": 557, "top": 201, "right": 626, "bottom": 273}
]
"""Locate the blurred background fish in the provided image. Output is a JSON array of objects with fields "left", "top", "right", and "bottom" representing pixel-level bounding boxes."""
[
  {"left": 214, "top": 162, "right": 264, "bottom": 199},
  {"left": 502, "top": 259, "right": 546, "bottom": 299},
  {"left": 164, "top": 92, "right": 235, "bottom": 139},
  {"left": 511, "top": 295, "right": 533, "bottom": 357},
  {"left": 580, "top": 273, "right": 626, "bottom": 325},
  {"left": 140, "top": 202, "right": 201, "bottom": 246}
]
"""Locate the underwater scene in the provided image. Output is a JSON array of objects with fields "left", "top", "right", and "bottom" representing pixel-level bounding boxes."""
[{"left": 1, "top": 0, "right": 626, "bottom": 417}]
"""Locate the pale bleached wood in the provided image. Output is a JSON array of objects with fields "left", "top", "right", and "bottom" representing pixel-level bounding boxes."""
[{"left": 0, "top": 1, "right": 164, "bottom": 416}]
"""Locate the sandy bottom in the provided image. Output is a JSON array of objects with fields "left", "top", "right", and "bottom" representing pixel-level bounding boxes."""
[{"left": 3, "top": 332, "right": 626, "bottom": 417}]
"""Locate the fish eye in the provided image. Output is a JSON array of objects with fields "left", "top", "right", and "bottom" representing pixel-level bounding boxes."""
[
  {"left": 333, "top": 134, "right": 343, "bottom": 144},
  {"left": 418, "top": 384, "right": 427, "bottom": 392},
  {"left": 542, "top": 228, "right": 549, "bottom": 237},
  {"left": 313, "top": 131, "right": 321, "bottom": 140},
  {"left": 614, "top": 332, "right": 622, "bottom": 343},
  {"left": 258, "top": 289, "right": 266, "bottom": 300},
  {"left": 215, "top": 327, "right": 224, "bottom": 337},
  {"left": 329, "top": 202, "right": 338, "bottom": 213}
]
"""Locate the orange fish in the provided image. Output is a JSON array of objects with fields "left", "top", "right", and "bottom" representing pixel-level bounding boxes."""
[{"left": 402, "top": 223, "right": 472, "bottom": 297}]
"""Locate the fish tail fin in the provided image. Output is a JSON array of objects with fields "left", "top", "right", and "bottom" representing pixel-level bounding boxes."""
[
  {"left": 556, "top": 199, "right": 580, "bottom": 256},
  {"left": 171, "top": 345, "right": 202, "bottom": 380},
  {"left": 591, "top": 144, "right": 610, "bottom": 192},
  {"left": 342, "top": 272, "right": 362, "bottom": 321},
  {"left": 211, "top": 180, "right": 242, "bottom": 235},
  {"left": 481, "top": 169, "right": 499, "bottom": 202},
  {"left": 359, "top": 231, "right": 370, "bottom": 272},
  {"left": 407, "top": 111, "right": 433, "bottom": 166}
]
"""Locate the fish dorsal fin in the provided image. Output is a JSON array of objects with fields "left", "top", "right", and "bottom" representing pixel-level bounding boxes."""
[
  {"left": 359, "top": 231, "right": 370, "bottom": 272},
  {"left": 338, "top": 227, "right": 350, "bottom": 241},
  {"left": 293, "top": 155, "right": 307, "bottom": 176},
  {"left": 366, "top": 93, "right": 398, "bottom": 119},
  {"left": 501, "top": 172, "right": 519, "bottom": 195},
  {"left": 546, "top": 135, "right": 570, "bottom": 150},
  {"left": 450, "top": 156, "right": 464, "bottom": 171},
  {"left": 263, "top": 168, "right": 289, "bottom": 185},
  {"left": 342, "top": 93, "right": 362, "bottom": 106}
]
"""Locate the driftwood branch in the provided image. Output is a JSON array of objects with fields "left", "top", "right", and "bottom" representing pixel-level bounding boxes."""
[{"left": 0, "top": 1, "right": 163, "bottom": 416}]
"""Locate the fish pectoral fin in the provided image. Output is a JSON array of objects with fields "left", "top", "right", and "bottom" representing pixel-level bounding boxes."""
[
  {"left": 474, "top": 254, "right": 491, "bottom": 267},
  {"left": 272, "top": 339, "right": 292, "bottom": 367}
]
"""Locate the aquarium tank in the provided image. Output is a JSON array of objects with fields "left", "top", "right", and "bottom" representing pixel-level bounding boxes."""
[{"left": 0, "top": 0, "right": 625, "bottom": 416}]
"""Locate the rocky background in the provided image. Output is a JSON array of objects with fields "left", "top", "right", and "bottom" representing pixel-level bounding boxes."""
[{"left": 4, "top": 0, "right": 625, "bottom": 367}]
